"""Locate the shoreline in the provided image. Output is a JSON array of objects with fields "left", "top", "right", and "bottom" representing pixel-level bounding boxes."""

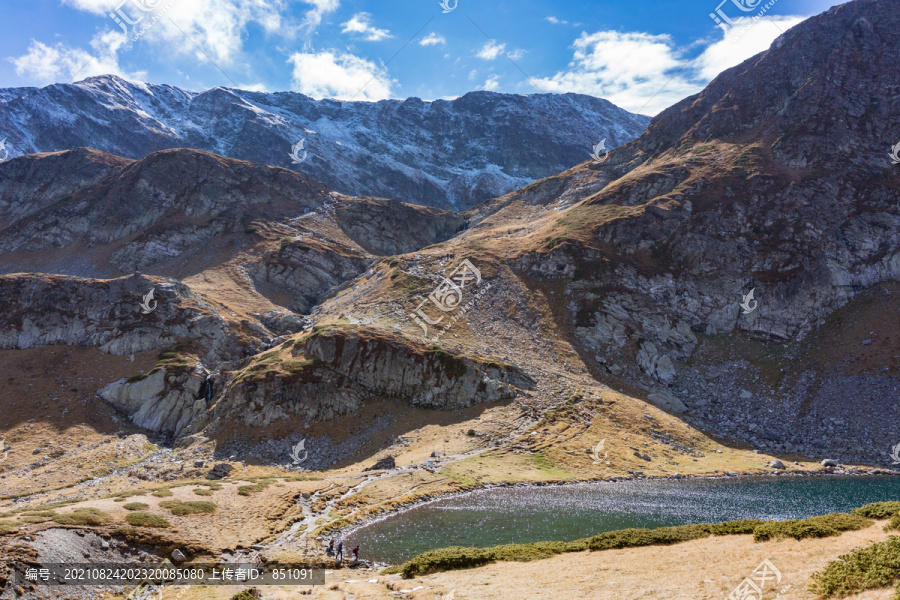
[{"left": 333, "top": 465, "right": 900, "bottom": 556}]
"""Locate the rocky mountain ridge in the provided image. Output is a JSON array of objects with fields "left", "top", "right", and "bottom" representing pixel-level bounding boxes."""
[{"left": 0, "top": 77, "right": 650, "bottom": 210}]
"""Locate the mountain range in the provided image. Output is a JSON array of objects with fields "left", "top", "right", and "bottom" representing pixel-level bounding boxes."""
[{"left": 0, "top": 79, "right": 650, "bottom": 211}]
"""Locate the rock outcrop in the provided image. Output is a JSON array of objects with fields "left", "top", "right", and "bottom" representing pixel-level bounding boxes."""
[{"left": 208, "top": 327, "right": 535, "bottom": 430}]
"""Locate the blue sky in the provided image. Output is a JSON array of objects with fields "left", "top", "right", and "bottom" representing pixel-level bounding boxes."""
[{"left": 0, "top": 0, "right": 843, "bottom": 114}]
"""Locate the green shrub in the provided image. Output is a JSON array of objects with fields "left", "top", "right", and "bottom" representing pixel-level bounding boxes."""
[
  {"left": 53, "top": 508, "right": 113, "bottom": 526},
  {"left": 151, "top": 488, "right": 173, "bottom": 497},
  {"left": 854, "top": 502, "right": 900, "bottom": 519},
  {"left": 125, "top": 512, "right": 171, "bottom": 528},
  {"left": 753, "top": 513, "right": 871, "bottom": 542},
  {"left": 811, "top": 535, "right": 900, "bottom": 597},
  {"left": 230, "top": 590, "right": 261, "bottom": 600},
  {"left": 123, "top": 502, "right": 149, "bottom": 511},
  {"left": 886, "top": 515, "right": 900, "bottom": 532},
  {"left": 193, "top": 488, "right": 213, "bottom": 496},
  {"left": 158, "top": 500, "right": 217, "bottom": 515}
]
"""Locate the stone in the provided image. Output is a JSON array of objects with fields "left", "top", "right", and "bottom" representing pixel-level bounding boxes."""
[
  {"left": 364, "top": 456, "right": 396, "bottom": 471},
  {"left": 171, "top": 549, "right": 187, "bottom": 562},
  {"left": 821, "top": 459, "right": 839, "bottom": 467},
  {"left": 862, "top": 339, "right": 872, "bottom": 345},
  {"left": 769, "top": 460, "right": 786, "bottom": 469}
]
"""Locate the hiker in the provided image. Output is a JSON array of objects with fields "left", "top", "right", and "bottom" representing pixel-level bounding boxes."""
[
  {"left": 327, "top": 539, "right": 334, "bottom": 556},
  {"left": 353, "top": 546, "right": 360, "bottom": 561},
  {"left": 336, "top": 541, "right": 343, "bottom": 561}
]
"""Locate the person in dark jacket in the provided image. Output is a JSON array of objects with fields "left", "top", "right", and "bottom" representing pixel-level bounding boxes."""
[
  {"left": 327, "top": 539, "right": 334, "bottom": 556},
  {"left": 353, "top": 546, "right": 359, "bottom": 561},
  {"left": 337, "top": 541, "right": 343, "bottom": 561}
]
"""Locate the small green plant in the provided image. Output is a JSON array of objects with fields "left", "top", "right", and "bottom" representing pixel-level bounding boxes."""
[
  {"left": 466, "top": 429, "right": 476, "bottom": 437},
  {"left": 125, "top": 512, "right": 171, "bottom": 528},
  {"left": 159, "top": 500, "right": 217, "bottom": 515},
  {"left": 123, "top": 502, "right": 149, "bottom": 511},
  {"left": 752, "top": 513, "right": 870, "bottom": 542},
  {"left": 151, "top": 488, "right": 173, "bottom": 497},
  {"left": 53, "top": 508, "right": 113, "bottom": 526},
  {"left": 193, "top": 488, "right": 213, "bottom": 496}
]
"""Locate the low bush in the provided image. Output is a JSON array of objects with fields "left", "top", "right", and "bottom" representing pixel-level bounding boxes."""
[
  {"left": 811, "top": 535, "right": 900, "bottom": 597},
  {"left": 753, "top": 513, "right": 870, "bottom": 542},
  {"left": 123, "top": 502, "right": 149, "bottom": 511},
  {"left": 151, "top": 488, "right": 173, "bottom": 497},
  {"left": 854, "top": 502, "right": 900, "bottom": 520},
  {"left": 193, "top": 489, "right": 213, "bottom": 496},
  {"left": 53, "top": 508, "right": 113, "bottom": 526},
  {"left": 125, "top": 512, "right": 171, "bottom": 528}
]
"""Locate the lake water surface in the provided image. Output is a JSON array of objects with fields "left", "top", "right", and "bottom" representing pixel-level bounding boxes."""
[{"left": 345, "top": 475, "right": 900, "bottom": 563}]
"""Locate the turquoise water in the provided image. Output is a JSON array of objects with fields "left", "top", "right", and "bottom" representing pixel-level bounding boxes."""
[{"left": 345, "top": 475, "right": 900, "bottom": 563}]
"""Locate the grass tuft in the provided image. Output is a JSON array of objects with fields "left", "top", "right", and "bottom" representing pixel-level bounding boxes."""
[
  {"left": 158, "top": 500, "right": 217, "bottom": 515},
  {"left": 125, "top": 512, "right": 171, "bottom": 528},
  {"left": 53, "top": 508, "right": 113, "bottom": 526},
  {"left": 123, "top": 502, "right": 149, "bottom": 511}
]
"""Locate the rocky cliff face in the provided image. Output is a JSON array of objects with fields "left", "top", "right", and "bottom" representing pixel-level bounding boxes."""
[
  {"left": 207, "top": 326, "right": 535, "bottom": 431},
  {"left": 484, "top": 0, "right": 900, "bottom": 460},
  {"left": 0, "top": 273, "right": 240, "bottom": 361},
  {"left": 0, "top": 77, "right": 650, "bottom": 210}
]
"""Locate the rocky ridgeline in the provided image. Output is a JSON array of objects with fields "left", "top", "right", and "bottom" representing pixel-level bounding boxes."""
[
  {"left": 206, "top": 327, "right": 536, "bottom": 432},
  {"left": 0, "top": 273, "right": 239, "bottom": 360},
  {"left": 0, "top": 78, "right": 650, "bottom": 210}
]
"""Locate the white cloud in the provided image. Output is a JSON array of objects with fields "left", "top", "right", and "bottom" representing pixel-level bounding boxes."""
[
  {"left": 476, "top": 42, "right": 505, "bottom": 61},
  {"left": 300, "top": 0, "right": 340, "bottom": 33},
  {"left": 288, "top": 50, "right": 392, "bottom": 101},
  {"left": 341, "top": 12, "right": 393, "bottom": 42},
  {"left": 59, "top": 0, "right": 292, "bottom": 67},
  {"left": 10, "top": 33, "right": 139, "bottom": 86},
  {"left": 695, "top": 15, "right": 804, "bottom": 80},
  {"left": 546, "top": 16, "right": 569, "bottom": 25},
  {"left": 534, "top": 19, "right": 804, "bottom": 115},
  {"left": 483, "top": 74, "right": 500, "bottom": 91},
  {"left": 419, "top": 32, "right": 446, "bottom": 47}
]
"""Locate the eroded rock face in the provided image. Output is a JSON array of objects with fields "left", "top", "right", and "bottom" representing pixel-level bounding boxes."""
[
  {"left": 0, "top": 273, "right": 238, "bottom": 362},
  {"left": 209, "top": 327, "right": 535, "bottom": 430},
  {"left": 98, "top": 367, "right": 212, "bottom": 436}
]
